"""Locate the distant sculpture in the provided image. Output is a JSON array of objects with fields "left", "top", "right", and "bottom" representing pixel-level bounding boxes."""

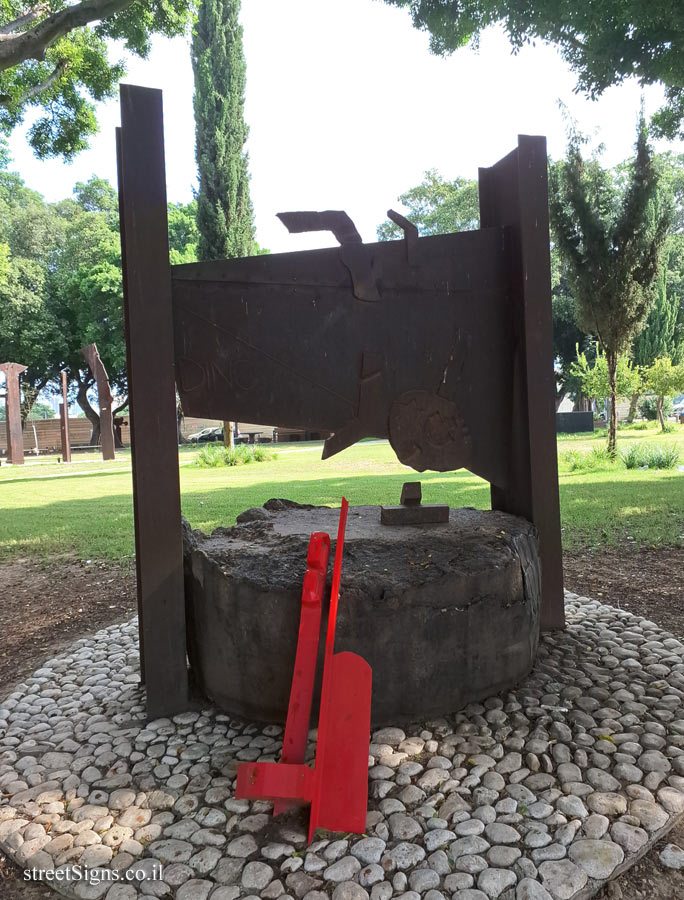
[
  {"left": 82, "top": 343, "right": 115, "bottom": 461},
  {"left": 59, "top": 370, "right": 71, "bottom": 463},
  {"left": 0, "top": 362, "right": 27, "bottom": 465}
]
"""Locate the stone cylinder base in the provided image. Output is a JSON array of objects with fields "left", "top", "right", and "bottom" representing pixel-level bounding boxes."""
[{"left": 182, "top": 503, "right": 541, "bottom": 726}]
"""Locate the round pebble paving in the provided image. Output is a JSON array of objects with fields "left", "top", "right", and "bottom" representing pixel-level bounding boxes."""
[{"left": 1, "top": 591, "right": 684, "bottom": 900}]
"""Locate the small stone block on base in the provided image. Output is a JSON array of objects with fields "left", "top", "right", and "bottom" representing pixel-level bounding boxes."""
[
  {"left": 400, "top": 482, "right": 422, "bottom": 506},
  {"left": 380, "top": 504, "right": 450, "bottom": 525}
]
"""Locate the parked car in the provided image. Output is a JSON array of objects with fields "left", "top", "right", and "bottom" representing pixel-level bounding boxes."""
[{"left": 188, "top": 427, "right": 218, "bottom": 443}]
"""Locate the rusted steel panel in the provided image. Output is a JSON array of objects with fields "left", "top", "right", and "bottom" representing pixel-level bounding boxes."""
[
  {"left": 171, "top": 226, "right": 514, "bottom": 488},
  {"left": 81, "top": 343, "right": 115, "bottom": 461},
  {"left": 0, "top": 362, "right": 27, "bottom": 465},
  {"left": 118, "top": 85, "right": 189, "bottom": 718},
  {"left": 478, "top": 136, "right": 564, "bottom": 630}
]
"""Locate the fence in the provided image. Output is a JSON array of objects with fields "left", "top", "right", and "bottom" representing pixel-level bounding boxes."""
[{"left": 0, "top": 417, "right": 131, "bottom": 454}]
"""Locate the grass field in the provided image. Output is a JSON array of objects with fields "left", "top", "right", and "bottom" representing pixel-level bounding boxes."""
[{"left": 1, "top": 424, "right": 683, "bottom": 562}]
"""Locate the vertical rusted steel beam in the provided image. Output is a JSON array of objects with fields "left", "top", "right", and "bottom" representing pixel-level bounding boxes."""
[
  {"left": 82, "top": 343, "right": 116, "bottom": 461},
  {"left": 478, "top": 135, "right": 565, "bottom": 630},
  {"left": 60, "top": 370, "right": 71, "bottom": 463},
  {"left": 0, "top": 363, "right": 27, "bottom": 465},
  {"left": 117, "top": 84, "right": 189, "bottom": 717},
  {"left": 116, "top": 125, "right": 145, "bottom": 685}
]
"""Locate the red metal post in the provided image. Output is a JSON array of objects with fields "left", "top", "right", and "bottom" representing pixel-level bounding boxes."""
[
  {"left": 308, "top": 498, "right": 371, "bottom": 840},
  {"left": 274, "top": 531, "right": 330, "bottom": 816}
]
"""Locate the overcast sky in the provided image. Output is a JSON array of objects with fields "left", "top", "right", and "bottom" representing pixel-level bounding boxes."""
[{"left": 7, "top": 0, "right": 684, "bottom": 254}]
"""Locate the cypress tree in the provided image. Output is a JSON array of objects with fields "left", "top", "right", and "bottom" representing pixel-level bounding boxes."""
[
  {"left": 192, "top": 0, "right": 255, "bottom": 262},
  {"left": 549, "top": 118, "right": 671, "bottom": 454},
  {"left": 192, "top": 0, "right": 255, "bottom": 446},
  {"left": 633, "top": 268, "right": 680, "bottom": 367},
  {"left": 624, "top": 268, "right": 680, "bottom": 421}
]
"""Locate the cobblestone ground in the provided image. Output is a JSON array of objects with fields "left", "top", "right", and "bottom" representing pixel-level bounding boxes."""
[{"left": 1, "top": 591, "right": 684, "bottom": 900}]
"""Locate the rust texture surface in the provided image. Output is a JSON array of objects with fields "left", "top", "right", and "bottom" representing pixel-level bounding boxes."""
[
  {"left": 0, "top": 362, "right": 27, "bottom": 465},
  {"left": 82, "top": 343, "right": 115, "bottom": 461},
  {"left": 117, "top": 86, "right": 188, "bottom": 718}
]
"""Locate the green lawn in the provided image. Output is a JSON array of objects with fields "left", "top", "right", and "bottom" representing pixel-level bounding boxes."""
[{"left": 1, "top": 425, "right": 683, "bottom": 562}]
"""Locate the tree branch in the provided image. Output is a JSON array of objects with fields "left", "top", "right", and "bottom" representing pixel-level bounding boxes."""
[
  {"left": 4, "top": 58, "right": 67, "bottom": 106},
  {"left": 0, "top": 0, "right": 134, "bottom": 70},
  {"left": 0, "top": 4, "right": 50, "bottom": 35}
]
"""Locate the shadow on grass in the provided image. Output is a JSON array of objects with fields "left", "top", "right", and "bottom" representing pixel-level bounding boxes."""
[{"left": 0, "top": 468, "right": 136, "bottom": 487}]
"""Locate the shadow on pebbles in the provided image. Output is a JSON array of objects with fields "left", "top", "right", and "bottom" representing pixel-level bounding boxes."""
[{"left": 1, "top": 591, "right": 684, "bottom": 900}]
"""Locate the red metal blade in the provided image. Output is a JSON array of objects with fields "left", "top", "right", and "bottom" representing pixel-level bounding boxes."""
[
  {"left": 236, "top": 761, "right": 315, "bottom": 804},
  {"left": 274, "top": 532, "right": 330, "bottom": 815},
  {"left": 324, "top": 498, "right": 348, "bottom": 665},
  {"left": 308, "top": 499, "right": 372, "bottom": 840},
  {"left": 309, "top": 651, "right": 372, "bottom": 840}
]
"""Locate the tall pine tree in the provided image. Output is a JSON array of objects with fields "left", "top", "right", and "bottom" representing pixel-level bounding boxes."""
[{"left": 192, "top": 0, "right": 256, "bottom": 445}]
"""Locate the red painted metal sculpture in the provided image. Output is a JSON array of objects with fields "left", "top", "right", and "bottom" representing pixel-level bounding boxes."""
[
  {"left": 273, "top": 530, "right": 329, "bottom": 817},
  {"left": 236, "top": 498, "right": 372, "bottom": 840}
]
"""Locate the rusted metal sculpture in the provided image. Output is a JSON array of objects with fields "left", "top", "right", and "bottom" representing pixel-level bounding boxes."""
[
  {"left": 117, "top": 84, "right": 563, "bottom": 718},
  {"left": 0, "top": 362, "right": 27, "bottom": 465},
  {"left": 237, "top": 499, "right": 372, "bottom": 839},
  {"left": 59, "top": 370, "right": 71, "bottom": 463},
  {"left": 82, "top": 344, "right": 116, "bottom": 461}
]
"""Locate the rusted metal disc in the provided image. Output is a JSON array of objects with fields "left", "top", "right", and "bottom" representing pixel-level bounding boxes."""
[{"left": 388, "top": 390, "right": 471, "bottom": 472}]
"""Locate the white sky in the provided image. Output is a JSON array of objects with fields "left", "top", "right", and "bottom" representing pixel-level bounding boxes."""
[{"left": 7, "top": 0, "right": 684, "bottom": 254}]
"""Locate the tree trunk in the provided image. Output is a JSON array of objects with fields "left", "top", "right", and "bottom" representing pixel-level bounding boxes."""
[
  {"left": 177, "top": 401, "right": 189, "bottom": 445},
  {"left": 223, "top": 420, "right": 235, "bottom": 449},
  {"left": 627, "top": 393, "right": 640, "bottom": 423},
  {"left": 607, "top": 351, "right": 618, "bottom": 456},
  {"left": 657, "top": 395, "right": 665, "bottom": 431},
  {"left": 19, "top": 383, "right": 42, "bottom": 427},
  {"left": 555, "top": 389, "right": 565, "bottom": 412},
  {"left": 112, "top": 396, "right": 128, "bottom": 449},
  {"left": 76, "top": 377, "right": 100, "bottom": 446}
]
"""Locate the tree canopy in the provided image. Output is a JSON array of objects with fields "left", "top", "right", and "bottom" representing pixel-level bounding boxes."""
[
  {"left": 0, "top": 0, "right": 195, "bottom": 159},
  {"left": 376, "top": 170, "right": 479, "bottom": 240},
  {"left": 643, "top": 357, "right": 684, "bottom": 429},
  {"left": 570, "top": 343, "right": 641, "bottom": 408},
  {"left": 385, "top": 0, "right": 684, "bottom": 139},
  {"left": 0, "top": 167, "right": 197, "bottom": 431}
]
